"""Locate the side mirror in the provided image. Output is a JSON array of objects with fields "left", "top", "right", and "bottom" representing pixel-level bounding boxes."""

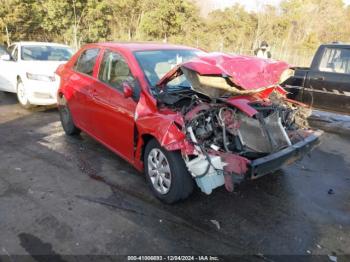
[
  {"left": 0, "top": 54, "right": 11, "bottom": 61},
  {"left": 122, "top": 82, "right": 133, "bottom": 98}
]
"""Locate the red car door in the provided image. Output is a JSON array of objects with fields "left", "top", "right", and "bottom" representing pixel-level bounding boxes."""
[
  {"left": 68, "top": 48, "right": 101, "bottom": 132},
  {"left": 88, "top": 49, "right": 137, "bottom": 161}
]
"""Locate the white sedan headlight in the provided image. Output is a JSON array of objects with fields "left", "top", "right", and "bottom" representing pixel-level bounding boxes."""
[{"left": 26, "top": 72, "right": 56, "bottom": 82}]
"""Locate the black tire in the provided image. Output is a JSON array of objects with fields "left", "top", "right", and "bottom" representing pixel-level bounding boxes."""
[
  {"left": 17, "top": 79, "right": 33, "bottom": 109},
  {"left": 58, "top": 95, "right": 81, "bottom": 136},
  {"left": 144, "top": 139, "right": 193, "bottom": 204}
]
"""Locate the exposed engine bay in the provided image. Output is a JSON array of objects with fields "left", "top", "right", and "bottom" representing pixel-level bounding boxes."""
[
  {"left": 157, "top": 84, "right": 314, "bottom": 194},
  {"left": 155, "top": 54, "right": 320, "bottom": 195}
]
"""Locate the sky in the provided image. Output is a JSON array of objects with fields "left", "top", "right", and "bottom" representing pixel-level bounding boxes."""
[{"left": 216, "top": 0, "right": 350, "bottom": 11}]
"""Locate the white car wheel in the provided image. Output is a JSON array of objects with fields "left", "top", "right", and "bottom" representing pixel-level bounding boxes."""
[{"left": 17, "top": 80, "right": 32, "bottom": 109}]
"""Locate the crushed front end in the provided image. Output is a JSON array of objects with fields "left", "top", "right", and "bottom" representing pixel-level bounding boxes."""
[{"left": 156, "top": 53, "right": 323, "bottom": 195}]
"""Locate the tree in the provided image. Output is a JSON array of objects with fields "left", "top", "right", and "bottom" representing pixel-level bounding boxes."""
[
  {"left": 139, "top": 0, "right": 198, "bottom": 41},
  {"left": 40, "top": 0, "right": 112, "bottom": 48},
  {"left": 0, "top": 0, "right": 44, "bottom": 44}
]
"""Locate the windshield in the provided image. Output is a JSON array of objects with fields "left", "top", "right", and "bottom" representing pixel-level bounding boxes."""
[
  {"left": 134, "top": 49, "right": 204, "bottom": 89},
  {"left": 21, "top": 45, "right": 73, "bottom": 61},
  {"left": 0, "top": 46, "right": 8, "bottom": 56}
]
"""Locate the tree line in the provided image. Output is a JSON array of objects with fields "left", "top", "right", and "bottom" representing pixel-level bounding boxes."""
[{"left": 1, "top": 0, "right": 349, "bottom": 66}]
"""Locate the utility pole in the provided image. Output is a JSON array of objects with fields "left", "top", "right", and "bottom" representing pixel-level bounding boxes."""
[
  {"left": 73, "top": 0, "right": 78, "bottom": 51},
  {"left": 5, "top": 25, "right": 10, "bottom": 46}
]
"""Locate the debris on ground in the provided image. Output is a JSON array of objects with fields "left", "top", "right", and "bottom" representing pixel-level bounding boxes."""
[
  {"left": 210, "top": 220, "right": 221, "bottom": 230},
  {"left": 309, "top": 110, "right": 350, "bottom": 136},
  {"left": 328, "top": 255, "right": 337, "bottom": 262},
  {"left": 328, "top": 189, "right": 335, "bottom": 195}
]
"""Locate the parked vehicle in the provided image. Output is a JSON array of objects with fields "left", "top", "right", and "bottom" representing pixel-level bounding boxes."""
[
  {"left": 56, "top": 43, "right": 322, "bottom": 203},
  {"left": 0, "top": 42, "right": 73, "bottom": 108},
  {"left": 285, "top": 43, "right": 350, "bottom": 114}
]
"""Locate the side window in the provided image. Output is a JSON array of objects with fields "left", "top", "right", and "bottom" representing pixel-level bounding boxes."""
[
  {"left": 74, "top": 48, "right": 100, "bottom": 76},
  {"left": 319, "top": 48, "right": 350, "bottom": 74},
  {"left": 0, "top": 46, "right": 6, "bottom": 56},
  {"left": 98, "top": 50, "right": 135, "bottom": 91}
]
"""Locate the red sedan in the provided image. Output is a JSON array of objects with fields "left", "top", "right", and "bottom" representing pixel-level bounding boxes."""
[{"left": 56, "top": 43, "right": 322, "bottom": 203}]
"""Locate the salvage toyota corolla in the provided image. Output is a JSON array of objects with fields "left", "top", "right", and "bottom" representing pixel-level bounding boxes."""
[{"left": 56, "top": 43, "right": 322, "bottom": 203}]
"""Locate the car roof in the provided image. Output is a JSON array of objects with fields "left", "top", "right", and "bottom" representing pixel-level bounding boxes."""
[
  {"left": 321, "top": 43, "right": 350, "bottom": 48},
  {"left": 13, "top": 41, "right": 71, "bottom": 48},
  {"left": 89, "top": 42, "right": 199, "bottom": 52}
]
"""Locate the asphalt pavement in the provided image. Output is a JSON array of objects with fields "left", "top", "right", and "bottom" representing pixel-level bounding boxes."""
[{"left": 0, "top": 92, "right": 349, "bottom": 260}]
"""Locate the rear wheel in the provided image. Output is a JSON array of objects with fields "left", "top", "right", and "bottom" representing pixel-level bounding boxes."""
[
  {"left": 144, "top": 139, "right": 193, "bottom": 204},
  {"left": 58, "top": 95, "right": 81, "bottom": 136},
  {"left": 17, "top": 80, "right": 33, "bottom": 109}
]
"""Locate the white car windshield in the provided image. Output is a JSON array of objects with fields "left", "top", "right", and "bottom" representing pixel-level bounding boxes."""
[
  {"left": 0, "top": 45, "right": 8, "bottom": 56},
  {"left": 21, "top": 45, "right": 73, "bottom": 61}
]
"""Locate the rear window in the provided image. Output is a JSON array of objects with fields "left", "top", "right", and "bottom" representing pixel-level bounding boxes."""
[
  {"left": 74, "top": 48, "right": 100, "bottom": 76},
  {"left": 319, "top": 47, "right": 350, "bottom": 74}
]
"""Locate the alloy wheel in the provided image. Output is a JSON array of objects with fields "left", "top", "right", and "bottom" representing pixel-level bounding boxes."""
[{"left": 147, "top": 148, "right": 172, "bottom": 195}]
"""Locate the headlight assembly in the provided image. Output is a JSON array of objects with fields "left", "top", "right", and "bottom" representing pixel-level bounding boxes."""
[{"left": 26, "top": 72, "right": 56, "bottom": 82}]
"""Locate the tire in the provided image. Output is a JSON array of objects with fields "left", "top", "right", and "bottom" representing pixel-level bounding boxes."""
[
  {"left": 144, "top": 139, "right": 193, "bottom": 204},
  {"left": 17, "top": 80, "right": 33, "bottom": 109},
  {"left": 58, "top": 95, "right": 81, "bottom": 136}
]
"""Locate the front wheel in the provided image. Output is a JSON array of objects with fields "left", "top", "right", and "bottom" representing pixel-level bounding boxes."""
[
  {"left": 144, "top": 139, "right": 193, "bottom": 204},
  {"left": 17, "top": 80, "right": 33, "bottom": 109},
  {"left": 58, "top": 95, "right": 81, "bottom": 136}
]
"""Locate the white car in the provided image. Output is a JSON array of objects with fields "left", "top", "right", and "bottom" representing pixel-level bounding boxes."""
[{"left": 0, "top": 42, "right": 73, "bottom": 108}]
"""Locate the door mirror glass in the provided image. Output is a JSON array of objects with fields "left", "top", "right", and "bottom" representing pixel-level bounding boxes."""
[
  {"left": 0, "top": 54, "right": 11, "bottom": 61},
  {"left": 122, "top": 82, "right": 133, "bottom": 98}
]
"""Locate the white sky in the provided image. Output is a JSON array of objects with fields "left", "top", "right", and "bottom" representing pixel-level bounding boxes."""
[{"left": 216, "top": 0, "right": 350, "bottom": 11}]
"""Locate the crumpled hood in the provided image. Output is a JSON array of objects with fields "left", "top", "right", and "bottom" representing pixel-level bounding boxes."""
[{"left": 157, "top": 52, "right": 290, "bottom": 90}]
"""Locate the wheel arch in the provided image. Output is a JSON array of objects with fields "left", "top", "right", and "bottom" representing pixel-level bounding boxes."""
[{"left": 140, "top": 133, "right": 157, "bottom": 162}]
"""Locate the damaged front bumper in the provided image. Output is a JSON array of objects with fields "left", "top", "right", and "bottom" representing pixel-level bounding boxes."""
[
  {"left": 248, "top": 130, "right": 323, "bottom": 179},
  {"left": 186, "top": 130, "right": 323, "bottom": 195}
]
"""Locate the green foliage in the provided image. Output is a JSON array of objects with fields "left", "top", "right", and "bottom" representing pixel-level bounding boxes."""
[
  {"left": 0, "top": 0, "right": 350, "bottom": 66},
  {"left": 139, "top": 0, "right": 198, "bottom": 40}
]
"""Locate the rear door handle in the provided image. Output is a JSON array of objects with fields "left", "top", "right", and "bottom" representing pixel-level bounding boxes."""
[
  {"left": 90, "top": 88, "right": 107, "bottom": 104},
  {"left": 90, "top": 88, "right": 98, "bottom": 98}
]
